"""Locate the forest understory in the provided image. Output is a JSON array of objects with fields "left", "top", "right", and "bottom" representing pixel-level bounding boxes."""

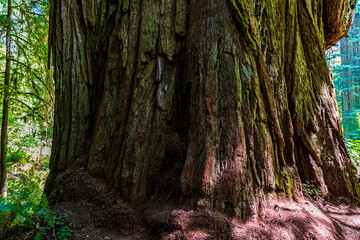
[
  {"left": 2, "top": 0, "right": 360, "bottom": 239},
  {"left": 4, "top": 166, "right": 360, "bottom": 240}
]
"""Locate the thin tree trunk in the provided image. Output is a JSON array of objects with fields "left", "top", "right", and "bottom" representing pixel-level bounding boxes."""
[
  {"left": 1, "top": 0, "right": 12, "bottom": 199},
  {"left": 46, "top": 0, "right": 360, "bottom": 221},
  {"left": 339, "top": 14, "right": 360, "bottom": 140}
]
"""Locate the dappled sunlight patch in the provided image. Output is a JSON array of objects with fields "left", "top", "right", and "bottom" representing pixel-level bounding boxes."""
[
  {"left": 229, "top": 199, "right": 337, "bottom": 239},
  {"left": 320, "top": 203, "right": 360, "bottom": 230},
  {"left": 144, "top": 198, "right": 360, "bottom": 239},
  {"left": 183, "top": 230, "right": 211, "bottom": 239}
]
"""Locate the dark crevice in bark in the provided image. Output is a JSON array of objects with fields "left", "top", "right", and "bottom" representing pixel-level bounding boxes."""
[{"left": 111, "top": 1, "right": 143, "bottom": 192}]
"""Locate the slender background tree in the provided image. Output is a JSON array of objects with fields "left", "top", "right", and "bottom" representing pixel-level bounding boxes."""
[
  {"left": 0, "top": 0, "right": 11, "bottom": 199},
  {"left": 327, "top": 1, "right": 360, "bottom": 168},
  {"left": 327, "top": 6, "right": 360, "bottom": 141}
]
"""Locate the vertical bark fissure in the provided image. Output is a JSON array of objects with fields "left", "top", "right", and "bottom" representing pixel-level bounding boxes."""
[{"left": 116, "top": 0, "right": 144, "bottom": 202}]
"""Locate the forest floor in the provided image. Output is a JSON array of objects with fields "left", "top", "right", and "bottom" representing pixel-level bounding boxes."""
[{"left": 30, "top": 169, "right": 360, "bottom": 239}]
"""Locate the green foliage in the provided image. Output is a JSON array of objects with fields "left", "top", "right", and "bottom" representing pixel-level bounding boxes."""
[
  {"left": 0, "top": 1, "right": 57, "bottom": 238},
  {"left": 0, "top": 0, "right": 54, "bottom": 131},
  {"left": 347, "top": 139, "right": 360, "bottom": 168},
  {"left": 0, "top": 191, "right": 73, "bottom": 239},
  {"left": 327, "top": 1, "right": 360, "bottom": 141},
  {"left": 303, "top": 180, "right": 322, "bottom": 197},
  {"left": 0, "top": 122, "right": 58, "bottom": 238},
  {"left": 53, "top": 214, "right": 73, "bottom": 240},
  {"left": 327, "top": 1, "right": 360, "bottom": 173},
  {"left": 0, "top": 155, "right": 73, "bottom": 238}
]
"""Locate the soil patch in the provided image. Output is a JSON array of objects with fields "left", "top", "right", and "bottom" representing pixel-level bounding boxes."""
[{"left": 9, "top": 168, "right": 360, "bottom": 240}]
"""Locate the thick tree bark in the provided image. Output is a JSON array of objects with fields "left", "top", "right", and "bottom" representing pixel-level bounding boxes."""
[
  {"left": 1, "top": 0, "right": 12, "bottom": 199},
  {"left": 46, "top": 0, "right": 360, "bottom": 221}
]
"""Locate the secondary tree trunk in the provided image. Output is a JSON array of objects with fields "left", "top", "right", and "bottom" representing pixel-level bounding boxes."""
[
  {"left": 339, "top": 13, "right": 360, "bottom": 140},
  {"left": 1, "top": 0, "right": 12, "bottom": 199},
  {"left": 46, "top": 0, "right": 360, "bottom": 221}
]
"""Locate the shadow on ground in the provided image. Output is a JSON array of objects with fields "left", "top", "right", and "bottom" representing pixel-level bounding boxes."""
[{"left": 4, "top": 168, "right": 359, "bottom": 240}]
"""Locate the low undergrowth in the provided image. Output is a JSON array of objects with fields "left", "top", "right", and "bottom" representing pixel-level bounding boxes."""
[
  {"left": 0, "top": 182, "right": 73, "bottom": 239},
  {"left": 348, "top": 139, "right": 360, "bottom": 174},
  {"left": 0, "top": 142, "right": 73, "bottom": 239}
]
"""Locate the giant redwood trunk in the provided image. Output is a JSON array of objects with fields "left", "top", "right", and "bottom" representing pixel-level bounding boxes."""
[{"left": 46, "top": 0, "right": 360, "bottom": 220}]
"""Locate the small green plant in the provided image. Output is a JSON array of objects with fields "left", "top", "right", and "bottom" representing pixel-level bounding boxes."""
[
  {"left": 303, "top": 180, "right": 322, "bottom": 196},
  {"left": 50, "top": 213, "right": 73, "bottom": 240},
  {"left": 56, "top": 225, "right": 73, "bottom": 240}
]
